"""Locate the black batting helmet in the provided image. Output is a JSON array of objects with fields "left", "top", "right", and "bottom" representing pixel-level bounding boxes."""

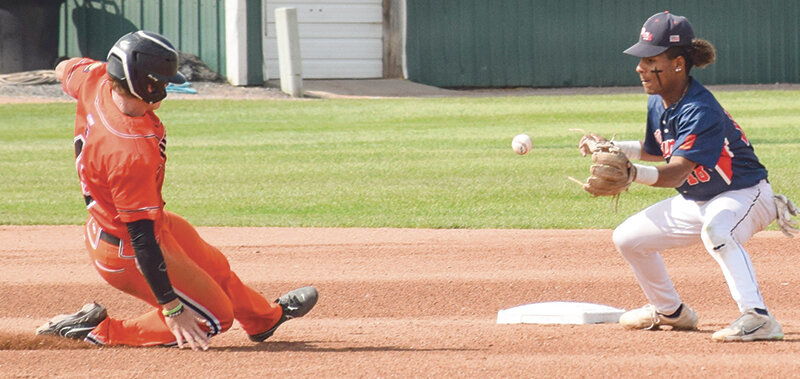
[{"left": 106, "top": 30, "right": 186, "bottom": 103}]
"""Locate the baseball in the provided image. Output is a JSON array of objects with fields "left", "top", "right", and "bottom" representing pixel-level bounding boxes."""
[{"left": 511, "top": 134, "right": 533, "bottom": 155}]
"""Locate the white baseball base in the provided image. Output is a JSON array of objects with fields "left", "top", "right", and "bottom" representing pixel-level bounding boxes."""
[{"left": 496, "top": 301, "right": 625, "bottom": 325}]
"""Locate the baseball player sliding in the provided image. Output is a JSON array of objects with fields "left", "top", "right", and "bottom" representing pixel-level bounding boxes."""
[
  {"left": 35, "top": 31, "right": 318, "bottom": 350},
  {"left": 578, "top": 11, "right": 798, "bottom": 341}
]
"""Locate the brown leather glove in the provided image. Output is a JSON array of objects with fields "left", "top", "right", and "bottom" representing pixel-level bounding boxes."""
[{"left": 583, "top": 141, "right": 636, "bottom": 197}]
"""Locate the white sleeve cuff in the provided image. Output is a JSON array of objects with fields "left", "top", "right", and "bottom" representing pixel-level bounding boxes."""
[
  {"left": 633, "top": 164, "right": 658, "bottom": 185},
  {"left": 614, "top": 140, "right": 643, "bottom": 161}
]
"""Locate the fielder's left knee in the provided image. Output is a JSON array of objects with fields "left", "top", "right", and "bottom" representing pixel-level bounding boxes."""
[{"left": 701, "top": 221, "right": 733, "bottom": 253}]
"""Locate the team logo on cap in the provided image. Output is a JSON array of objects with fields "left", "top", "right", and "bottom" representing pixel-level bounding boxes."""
[
  {"left": 670, "top": 35, "right": 681, "bottom": 42},
  {"left": 640, "top": 27, "right": 653, "bottom": 42}
]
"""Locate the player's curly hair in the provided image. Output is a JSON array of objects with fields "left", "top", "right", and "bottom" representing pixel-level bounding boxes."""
[
  {"left": 666, "top": 39, "right": 716, "bottom": 72},
  {"left": 107, "top": 74, "right": 135, "bottom": 98}
]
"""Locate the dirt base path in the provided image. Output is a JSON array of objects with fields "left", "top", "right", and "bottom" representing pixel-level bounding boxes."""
[{"left": 1, "top": 226, "right": 799, "bottom": 377}]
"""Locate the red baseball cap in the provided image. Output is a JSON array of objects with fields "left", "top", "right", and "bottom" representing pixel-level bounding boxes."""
[{"left": 624, "top": 11, "right": 695, "bottom": 57}]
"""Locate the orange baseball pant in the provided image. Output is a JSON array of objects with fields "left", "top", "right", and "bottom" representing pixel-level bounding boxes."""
[{"left": 83, "top": 211, "right": 282, "bottom": 346}]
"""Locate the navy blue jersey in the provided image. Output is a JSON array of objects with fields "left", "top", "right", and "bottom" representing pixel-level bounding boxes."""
[{"left": 642, "top": 77, "right": 767, "bottom": 201}]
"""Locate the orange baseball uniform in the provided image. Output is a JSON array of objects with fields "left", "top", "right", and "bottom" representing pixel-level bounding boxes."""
[{"left": 61, "top": 57, "right": 282, "bottom": 346}]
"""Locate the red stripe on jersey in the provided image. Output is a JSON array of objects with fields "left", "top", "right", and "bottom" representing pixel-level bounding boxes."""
[
  {"left": 678, "top": 134, "right": 696, "bottom": 150},
  {"left": 715, "top": 148, "right": 733, "bottom": 185}
]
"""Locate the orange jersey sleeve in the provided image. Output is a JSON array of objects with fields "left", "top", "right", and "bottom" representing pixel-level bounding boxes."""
[{"left": 61, "top": 58, "right": 105, "bottom": 100}]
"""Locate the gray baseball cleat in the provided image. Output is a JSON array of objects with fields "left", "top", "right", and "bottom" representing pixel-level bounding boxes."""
[
  {"left": 36, "top": 302, "right": 107, "bottom": 341},
  {"left": 712, "top": 309, "right": 784, "bottom": 342},
  {"left": 248, "top": 286, "right": 318, "bottom": 342}
]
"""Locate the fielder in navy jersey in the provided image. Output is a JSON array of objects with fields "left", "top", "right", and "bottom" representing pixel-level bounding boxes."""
[
  {"left": 578, "top": 11, "right": 797, "bottom": 342},
  {"left": 642, "top": 77, "right": 767, "bottom": 202}
]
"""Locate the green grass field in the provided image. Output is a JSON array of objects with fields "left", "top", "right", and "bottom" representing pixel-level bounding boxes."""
[{"left": 1, "top": 90, "right": 798, "bottom": 229}]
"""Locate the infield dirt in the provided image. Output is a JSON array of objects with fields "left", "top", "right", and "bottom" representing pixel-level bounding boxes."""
[{"left": 1, "top": 226, "right": 799, "bottom": 377}]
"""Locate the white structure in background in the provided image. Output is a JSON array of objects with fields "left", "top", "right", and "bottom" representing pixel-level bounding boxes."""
[
  {"left": 265, "top": 0, "right": 383, "bottom": 79},
  {"left": 225, "top": 0, "right": 250, "bottom": 86},
  {"left": 275, "top": 7, "right": 303, "bottom": 97}
]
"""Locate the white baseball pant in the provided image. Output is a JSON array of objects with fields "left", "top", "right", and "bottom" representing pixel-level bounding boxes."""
[{"left": 612, "top": 179, "right": 777, "bottom": 314}]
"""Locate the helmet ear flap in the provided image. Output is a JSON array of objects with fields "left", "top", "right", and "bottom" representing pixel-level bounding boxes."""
[{"left": 143, "top": 76, "right": 169, "bottom": 103}]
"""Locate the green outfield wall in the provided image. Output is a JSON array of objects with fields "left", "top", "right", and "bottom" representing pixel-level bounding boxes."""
[
  {"left": 405, "top": 0, "right": 800, "bottom": 88},
  {"left": 57, "top": 0, "right": 229, "bottom": 76}
]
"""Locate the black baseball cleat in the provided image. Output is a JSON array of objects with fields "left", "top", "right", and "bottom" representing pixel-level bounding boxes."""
[
  {"left": 248, "top": 286, "right": 318, "bottom": 342},
  {"left": 35, "top": 302, "right": 107, "bottom": 340}
]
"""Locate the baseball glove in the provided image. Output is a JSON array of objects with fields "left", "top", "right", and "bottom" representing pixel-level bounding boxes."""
[
  {"left": 583, "top": 141, "right": 637, "bottom": 197},
  {"left": 774, "top": 194, "right": 799, "bottom": 238}
]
